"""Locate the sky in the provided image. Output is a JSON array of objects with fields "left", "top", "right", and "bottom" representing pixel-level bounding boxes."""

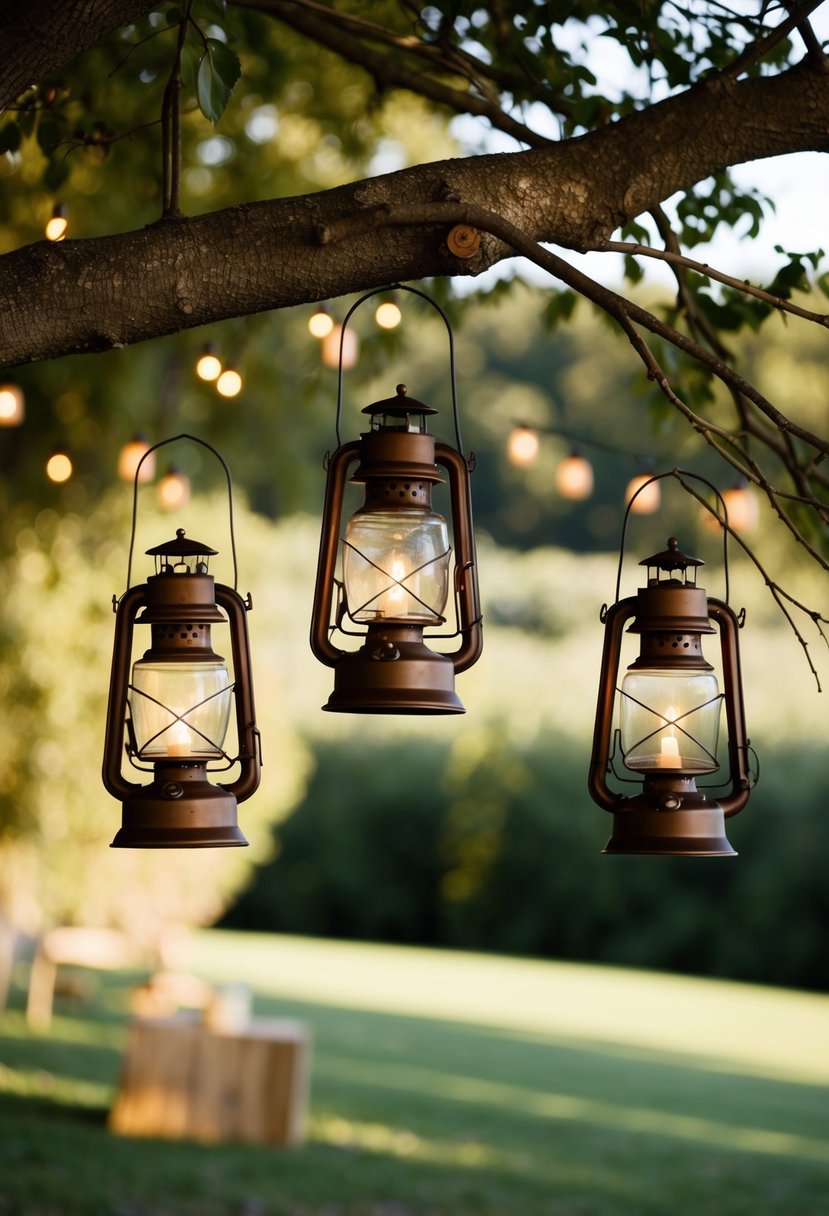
[{"left": 448, "top": 5, "right": 829, "bottom": 293}]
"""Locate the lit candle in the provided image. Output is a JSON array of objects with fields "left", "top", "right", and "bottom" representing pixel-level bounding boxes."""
[
  {"left": 657, "top": 706, "right": 681, "bottom": 768},
  {"left": 167, "top": 721, "right": 192, "bottom": 757}
]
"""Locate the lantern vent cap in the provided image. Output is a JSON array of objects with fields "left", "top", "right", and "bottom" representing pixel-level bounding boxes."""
[
  {"left": 146, "top": 527, "right": 218, "bottom": 560},
  {"left": 640, "top": 536, "right": 704, "bottom": 575},
  {"left": 361, "top": 383, "right": 438, "bottom": 420}
]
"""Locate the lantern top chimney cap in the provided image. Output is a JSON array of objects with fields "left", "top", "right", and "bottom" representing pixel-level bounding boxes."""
[
  {"left": 640, "top": 536, "right": 704, "bottom": 573},
  {"left": 146, "top": 527, "right": 218, "bottom": 558},
  {"left": 361, "top": 383, "right": 438, "bottom": 419}
]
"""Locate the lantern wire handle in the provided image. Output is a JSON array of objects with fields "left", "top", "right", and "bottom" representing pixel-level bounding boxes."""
[
  {"left": 613, "top": 468, "right": 731, "bottom": 606},
  {"left": 333, "top": 283, "right": 464, "bottom": 456},
  {"left": 124, "top": 433, "right": 238, "bottom": 595}
]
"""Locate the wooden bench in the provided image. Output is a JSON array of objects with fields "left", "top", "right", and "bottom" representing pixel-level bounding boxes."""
[
  {"left": 109, "top": 1012, "right": 311, "bottom": 1146},
  {"left": 26, "top": 927, "right": 142, "bottom": 1029}
]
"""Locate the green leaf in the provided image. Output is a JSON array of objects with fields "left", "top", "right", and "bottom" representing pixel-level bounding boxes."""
[
  {"left": 44, "top": 156, "right": 69, "bottom": 192},
  {"left": 37, "top": 117, "right": 64, "bottom": 155},
  {"left": 165, "top": 5, "right": 184, "bottom": 25},
  {"left": 180, "top": 39, "right": 202, "bottom": 92},
  {"left": 199, "top": 0, "right": 227, "bottom": 21},
  {"left": 196, "top": 38, "right": 240, "bottom": 123},
  {"left": 0, "top": 123, "right": 21, "bottom": 153}
]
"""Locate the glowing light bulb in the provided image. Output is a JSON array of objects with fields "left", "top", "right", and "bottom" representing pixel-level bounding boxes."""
[
  {"left": 46, "top": 451, "right": 73, "bottom": 483},
  {"left": 45, "top": 205, "right": 68, "bottom": 242},
  {"left": 157, "top": 468, "right": 190, "bottom": 511},
  {"left": 216, "top": 367, "right": 242, "bottom": 397},
  {"left": 322, "top": 325, "right": 358, "bottom": 369},
  {"left": 118, "top": 437, "right": 155, "bottom": 483},
  {"left": 375, "top": 301, "right": 402, "bottom": 330},
  {"left": 507, "top": 426, "right": 540, "bottom": 468},
  {"left": 626, "top": 474, "right": 660, "bottom": 515},
  {"left": 555, "top": 451, "right": 593, "bottom": 500},
  {"left": 195, "top": 345, "right": 222, "bottom": 381},
  {"left": 0, "top": 383, "right": 24, "bottom": 426},
  {"left": 308, "top": 307, "right": 334, "bottom": 339}
]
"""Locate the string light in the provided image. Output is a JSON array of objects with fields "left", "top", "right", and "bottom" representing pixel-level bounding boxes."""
[
  {"left": 0, "top": 382, "right": 25, "bottom": 426},
  {"left": 701, "top": 478, "right": 759, "bottom": 534},
  {"left": 322, "top": 324, "right": 358, "bottom": 369},
  {"left": 375, "top": 301, "right": 402, "bottom": 330},
  {"left": 157, "top": 466, "right": 191, "bottom": 511},
  {"left": 507, "top": 425, "right": 541, "bottom": 467},
  {"left": 118, "top": 435, "right": 155, "bottom": 483},
  {"left": 308, "top": 305, "right": 335, "bottom": 340},
  {"left": 46, "top": 449, "right": 73, "bottom": 483},
  {"left": 45, "top": 203, "right": 68, "bottom": 242},
  {"left": 625, "top": 472, "right": 661, "bottom": 515},
  {"left": 216, "top": 366, "right": 243, "bottom": 398},
  {"left": 195, "top": 343, "right": 222, "bottom": 382},
  {"left": 555, "top": 449, "right": 594, "bottom": 500}
]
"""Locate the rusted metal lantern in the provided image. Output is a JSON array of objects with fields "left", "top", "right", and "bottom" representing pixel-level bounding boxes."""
[
  {"left": 103, "top": 435, "right": 261, "bottom": 848},
  {"left": 588, "top": 473, "right": 753, "bottom": 856},
  {"left": 310, "top": 285, "right": 482, "bottom": 713}
]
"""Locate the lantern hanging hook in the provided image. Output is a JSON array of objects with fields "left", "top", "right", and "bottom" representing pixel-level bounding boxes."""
[
  {"left": 333, "top": 283, "right": 464, "bottom": 456},
  {"left": 613, "top": 468, "right": 732, "bottom": 607},
  {"left": 124, "top": 433, "right": 238, "bottom": 595}
]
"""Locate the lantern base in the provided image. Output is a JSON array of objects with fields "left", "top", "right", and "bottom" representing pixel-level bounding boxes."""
[
  {"left": 110, "top": 763, "right": 248, "bottom": 848},
  {"left": 323, "top": 625, "right": 464, "bottom": 714},
  {"left": 602, "top": 781, "right": 736, "bottom": 857}
]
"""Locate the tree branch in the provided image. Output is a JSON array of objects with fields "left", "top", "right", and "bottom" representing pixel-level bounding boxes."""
[
  {"left": 0, "top": 0, "right": 158, "bottom": 113},
  {"left": 233, "top": 0, "right": 554, "bottom": 148}
]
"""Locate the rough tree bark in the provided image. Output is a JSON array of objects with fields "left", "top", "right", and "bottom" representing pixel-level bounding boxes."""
[{"left": 1, "top": 50, "right": 828, "bottom": 369}]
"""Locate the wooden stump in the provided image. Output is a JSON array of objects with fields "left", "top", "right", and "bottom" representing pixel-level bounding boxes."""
[{"left": 109, "top": 1013, "right": 311, "bottom": 1146}]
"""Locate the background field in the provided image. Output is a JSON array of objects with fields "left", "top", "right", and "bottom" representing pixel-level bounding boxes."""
[{"left": 2, "top": 929, "right": 828, "bottom": 1216}]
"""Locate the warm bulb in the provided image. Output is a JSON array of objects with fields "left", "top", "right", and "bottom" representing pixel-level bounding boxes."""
[
  {"left": 45, "top": 210, "right": 68, "bottom": 242},
  {"left": 118, "top": 438, "right": 155, "bottom": 483},
  {"left": 507, "top": 427, "right": 540, "bottom": 468},
  {"left": 375, "top": 302, "right": 402, "bottom": 330},
  {"left": 322, "top": 325, "right": 358, "bottom": 369},
  {"left": 216, "top": 368, "right": 242, "bottom": 397},
  {"left": 555, "top": 453, "right": 593, "bottom": 500},
  {"left": 158, "top": 470, "right": 190, "bottom": 511},
  {"left": 722, "top": 483, "right": 759, "bottom": 533},
  {"left": 46, "top": 452, "right": 73, "bottom": 483},
  {"left": 0, "top": 383, "right": 24, "bottom": 426},
  {"left": 196, "top": 349, "right": 222, "bottom": 381},
  {"left": 308, "top": 309, "right": 335, "bottom": 339},
  {"left": 626, "top": 474, "right": 661, "bottom": 515}
]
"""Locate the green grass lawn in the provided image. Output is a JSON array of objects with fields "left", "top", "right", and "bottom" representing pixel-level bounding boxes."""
[{"left": 2, "top": 930, "right": 828, "bottom": 1216}]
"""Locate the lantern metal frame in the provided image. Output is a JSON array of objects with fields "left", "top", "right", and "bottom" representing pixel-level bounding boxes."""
[
  {"left": 310, "top": 284, "right": 483, "bottom": 713},
  {"left": 102, "top": 433, "right": 261, "bottom": 848},
  {"left": 588, "top": 469, "right": 755, "bottom": 857}
]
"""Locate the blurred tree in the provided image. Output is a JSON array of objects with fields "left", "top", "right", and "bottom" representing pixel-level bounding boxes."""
[{"left": 0, "top": 0, "right": 826, "bottom": 580}]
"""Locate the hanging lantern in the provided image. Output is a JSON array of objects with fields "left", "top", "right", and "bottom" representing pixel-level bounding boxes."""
[
  {"left": 588, "top": 474, "right": 753, "bottom": 856},
  {"left": 102, "top": 435, "right": 261, "bottom": 848},
  {"left": 310, "top": 286, "right": 482, "bottom": 713}
]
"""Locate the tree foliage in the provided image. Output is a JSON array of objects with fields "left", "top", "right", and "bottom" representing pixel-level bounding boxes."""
[{"left": 0, "top": 1, "right": 827, "bottom": 622}]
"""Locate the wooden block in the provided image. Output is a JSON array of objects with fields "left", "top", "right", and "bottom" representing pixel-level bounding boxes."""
[{"left": 109, "top": 1013, "right": 312, "bottom": 1146}]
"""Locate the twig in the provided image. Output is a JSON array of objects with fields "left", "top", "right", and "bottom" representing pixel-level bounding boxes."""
[
  {"left": 161, "top": 6, "right": 191, "bottom": 218},
  {"left": 601, "top": 239, "right": 829, "bottom": 328},
  {"left": 720, "top": 0, "right": 826, "bottom": 79},
  {"left": 672, "top": 471, "right": 828, "bottom": 692}
]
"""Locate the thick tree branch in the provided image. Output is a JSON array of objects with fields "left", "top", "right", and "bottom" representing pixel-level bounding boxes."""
[
  {"left": 2, "top": 57, "right": 829, "bottom": 369},
  {"left": 0, "top": 0, "right": 157, "bottom": 113}
]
